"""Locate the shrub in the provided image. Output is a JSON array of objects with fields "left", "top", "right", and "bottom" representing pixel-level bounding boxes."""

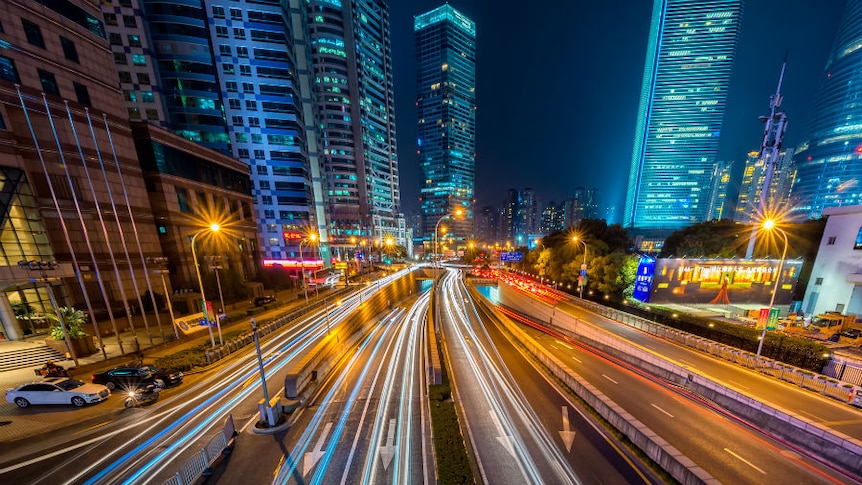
[{"left": 46, "top": 307, "right": 87, "bottom": 340}]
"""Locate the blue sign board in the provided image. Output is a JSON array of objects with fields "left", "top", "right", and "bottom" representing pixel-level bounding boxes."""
[
  {"left": 500, "top": 251, "right": 523, "bottom": 262},
  {"left": 632, "top": 258, "right": 656, "bottom": 302}
]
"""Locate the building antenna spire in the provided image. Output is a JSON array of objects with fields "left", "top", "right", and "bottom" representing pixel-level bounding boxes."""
[{"left": 746, "top": 58, "right": 790, "bottom": 258}]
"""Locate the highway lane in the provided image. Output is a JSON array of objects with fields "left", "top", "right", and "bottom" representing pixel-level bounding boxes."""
[
  {"left": 488, "top": 280, "right": 861, "bottom": 484},
  {"left": 438, "top": 270, "right": 649, "bottom": 484},
  {"left": 0, "top": 270, "right": 409, "bottom": 484},
  {"left": 266, "top": 291, "right": 433, "bottom": 485}
]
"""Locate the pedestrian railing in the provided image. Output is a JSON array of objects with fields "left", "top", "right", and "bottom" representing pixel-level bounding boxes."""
[{"left": 162, "top": 415, "right": 236, "bottom": 485}]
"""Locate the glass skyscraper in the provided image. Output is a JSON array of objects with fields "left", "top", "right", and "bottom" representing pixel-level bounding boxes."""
[
  {"left": 624, "top": 0, "right": 743, "bottom": 230},
  {"left": 789, "top": 0, "right": 862, "bottom": 220},
  {"left": 415, "top": 5, "right": 476, "bottom": 240},
  {"left": 308, "top": 0, "right": 405, "bottom": 250}
]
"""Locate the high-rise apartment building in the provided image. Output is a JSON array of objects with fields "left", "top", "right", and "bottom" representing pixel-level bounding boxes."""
[
  {"left": 520, "top": 188, "right": 538, "bottom": 236},
  {"left": 540, "top": 202, "right": 566, "bottom": 234},
  {"left": 735, "top": 149, "right": 795, "bottom": 223},
  {"left": 624, "top": 0, "right": 743, "bottom": 230},
  {"left": 308, "top": 0, "right": 404, "bottom": 251},
  {"left": 415, "top": 4, "right": 476, "bottom": 241},
  {"left": 789, "top": 0, "right": 862, "bottom": 220},
  {"left": 132, "top": 0, "right": 329, "bottom": 265}
]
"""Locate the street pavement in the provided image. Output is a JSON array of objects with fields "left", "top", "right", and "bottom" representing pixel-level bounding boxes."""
[{"left": 0, "top": 288, "right": 323, "bottom": 443}]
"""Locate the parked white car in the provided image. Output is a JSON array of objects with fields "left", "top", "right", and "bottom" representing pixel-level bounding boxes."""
[{"left": 5, "top": 377, "right": 110, "bottom": 408}]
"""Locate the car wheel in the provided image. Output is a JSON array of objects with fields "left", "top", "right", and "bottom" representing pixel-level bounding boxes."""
[
  {"left": 105, "top": 381, "right": 116, "bottom": 391},
  {"left": 14, "top": 397, "right": 30, "bottom": 408},
  {"left": 124, "top": 399, "right": 134, "bottom": 408},
  {"left": 71, "top": 396, "right": 86, "bottom": 407}
]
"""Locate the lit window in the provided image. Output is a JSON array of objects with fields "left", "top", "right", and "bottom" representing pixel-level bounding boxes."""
[{"left": 131, "top": 54, "right": 146, "bottom": 66}]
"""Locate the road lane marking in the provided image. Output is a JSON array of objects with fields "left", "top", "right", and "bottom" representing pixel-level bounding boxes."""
[
  {"left": 796, "top": 410, "right": 822, "bottom": 422},
  {"left": 724, "top": 448, "right": 766, "bottom": 474},
  {"left": 727, "top": 380, "right": 750, "bottom": 390},
  {"left": 601, "top": 374, "right": 618, "bottom": 384},
  {"left": 677, "top": 359, "right": 696, "bottom": 368},
  {"left": 571, "top": 356, "right": 582, "bottom": 363},
  {"left": 550, "top": 345, "right": 559, "bottom": 350},
  {"left": 76, "top": 421, "right": 112, "bottom": 434},
  {"left": 555, "top": 340, "right": 574, "bottom": 350},
  {"left": 650, "top": 403, "right": 674, "bottom": 418}
]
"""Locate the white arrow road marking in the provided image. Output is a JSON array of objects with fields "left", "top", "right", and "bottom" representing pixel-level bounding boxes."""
[
  {"left": 558, "top": 406, "right": 577, "bottom": 452},
  {"left": 379, "top": 418, "right": 397, "bottom": 470},
  {"left": 304, "top": 422, "right": 333, "bottom": 475},
  {"left": 489, "top": 411, "right": 515, "bottom": 459}
]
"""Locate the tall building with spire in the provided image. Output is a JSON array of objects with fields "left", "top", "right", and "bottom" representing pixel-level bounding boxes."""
[
  {"left": 308, "top": 0, "right": 405, "bottom": 254},
  {"left": 790, "top": 0, "right": 862, "bottom": 220},
  {"left": 415, "top": 4, "right": 476, "bottom": 242},
  {"left": 624, "top": 0, "right": 744, "bottom": 231}
]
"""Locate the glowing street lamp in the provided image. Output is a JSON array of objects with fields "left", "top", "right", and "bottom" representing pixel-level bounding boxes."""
[
  {"left": 299, "top": 233, "right": 318, "bottom": 306},
  {"left": 191, "top": 223, "right": 222, "bottom": 347},
  {"left": 572, "top": 236, "right": 588, "bottom": 299},
  {"left": 756, "top": 219, "right": 789, "bottom": 358}
]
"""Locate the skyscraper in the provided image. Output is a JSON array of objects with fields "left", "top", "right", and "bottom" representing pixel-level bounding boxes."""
[
  {"left": 707, "top": 160, "right": 733, "bottom": 220},
  {"left": 136, "top": 0, "right": 330, "bottom": 264},
  {"left": 789, "top": 0, "right": 862, "bottom": 220},
  {"left": 415, "top": 4, "right": 476, "bottom": 241},
  {"left": 308, "top": 0, "right": 405, "bottom": 251},
  {"left": 735, "top": 149, "right": 795, "bottom": 223},
  {"left": 624, "top": 0, "right": 744, "bottom": 230}
]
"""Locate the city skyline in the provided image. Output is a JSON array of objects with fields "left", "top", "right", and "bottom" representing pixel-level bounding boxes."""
[{"left": 390, "top": 1, "right": 847, "bottom": 222}]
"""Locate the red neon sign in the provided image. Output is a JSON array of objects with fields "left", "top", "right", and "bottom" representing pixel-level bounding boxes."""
[{"left": 283, "top": 232, "right": 303, "bottom": 241}]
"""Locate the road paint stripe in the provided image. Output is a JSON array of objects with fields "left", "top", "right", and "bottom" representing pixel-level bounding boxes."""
[
  {"left": 650, "top": 403, "right": 674, "bottom": 418},
  {"left": 724, "top": 448, "right": 766, "bottom": 474},
  {"left": 550, "top": 345, "right": 558, "bottom": 350},
  {"left": 76, "top": 421, "right": 112, "bottom": 434},
  {"left": 727, "top": 380, "right": 750, "bottom": 390},
  {"left": 555, "top": 340, "right": 574, "bottom": 350},
  {"left": 602, "top": 374, "right": 618, "bottom": 384},
  {"left": 571, "top": 356, "right": 582, "bottom": 363},
  {"left": 796, "top": 409, "right": 822, "bottom": 422}
]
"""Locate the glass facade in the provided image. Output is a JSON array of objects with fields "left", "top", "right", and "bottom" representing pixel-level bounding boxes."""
[
  {"left": 789, "top": 1, "right": 862, "bottom": 220},
  {"left": 624, "top": 0, "right": 743, "bottom": 230},
  {"left": 415, "top": 4, "right": 476, "bottom": 239}
]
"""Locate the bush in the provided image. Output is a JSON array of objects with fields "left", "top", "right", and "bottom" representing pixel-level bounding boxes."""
[{"left": 46, "top": 307, "right": 87, "bottom": 340}]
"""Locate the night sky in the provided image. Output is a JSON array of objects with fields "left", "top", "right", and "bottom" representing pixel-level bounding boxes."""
[{"left": 388, "top": 0, "right": 847, "bottom": 223}]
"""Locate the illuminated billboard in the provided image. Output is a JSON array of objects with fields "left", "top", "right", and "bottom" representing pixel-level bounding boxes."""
[
  {"left": 645, "top": 258, "right": 803, "bottom": 305},
  {"left": 632, "top": 257, "right": 657, "bottom": 303}
]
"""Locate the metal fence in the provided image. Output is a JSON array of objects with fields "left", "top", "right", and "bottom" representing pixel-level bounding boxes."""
[{"left": 162, "top": 415, "right": 236, "bottom": 485}]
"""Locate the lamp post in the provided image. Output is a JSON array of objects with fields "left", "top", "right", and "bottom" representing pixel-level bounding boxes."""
[
  {"left": 250, "top": 316, "right": 275, "bottom": 427},
  {"left": 211, "top": 259, "right": 226, "bottom": 329},
  {"left": 434, "top": 209, "right": 463, "bottom": 282},
  {"left": 756, "top": 219, "right": 789, "bottom": 358},
  {"left": 191, "top": 223, "right": 221, "bottom": 348},
  {"left": 572, "top": 236, "right": 588, "bottom": 299},
  {"left": 147, "top": 257, "right": 179, "bottom": 340},
  {"left": 299, "top": 233, "right": 318, "bottom": 306}
]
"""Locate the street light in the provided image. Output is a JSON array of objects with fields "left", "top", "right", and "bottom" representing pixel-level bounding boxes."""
[
  {"left": 572, "top": 236, "right": 588, "bottom": 299},
  {"left": 434, "top": 208, "right": 464, "bottom": 280},
  {"left": 211, "top": 258, "right": 226, "bottom": 328},
  {"left": 756, "top": 219, "right": 789, "bottom": 358},
  {"left": 250, "top": 316, "right": 275, "bottom": 427},
  {"left": 147, "top": 257, "right": 179, "bottom": 340},
  {"left": 299, "top": 233, "right": 318, "bottom": 306},
  {"left": 191, "top": 223, "right": 222, "bottom": 348}
]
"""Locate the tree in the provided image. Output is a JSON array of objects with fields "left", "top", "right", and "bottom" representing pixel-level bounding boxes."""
[{"left": 46, "top": 306, "right": 87, "bottom": 340}]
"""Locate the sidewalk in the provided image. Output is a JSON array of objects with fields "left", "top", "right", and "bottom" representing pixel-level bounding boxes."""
[{"left": 0, "top": 287, "right": 319, "bottom": 391}]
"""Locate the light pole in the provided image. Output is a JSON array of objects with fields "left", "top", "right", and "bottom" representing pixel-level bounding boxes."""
[
  {"left": 299, "top": 233, "right": 318, "bottom": 306},
  {"left": 434, "top": 209, "right": 464, "bottom": 282},
  {"left": 211, "top": 259, "right": 226, "bottom": 328},
  {"left": 756, "top": 219, "right": 789, "bottom": 358},
  {"left": 250, "top": 316, "right": 275, "bottom": 427},
  {"left": 191, "top": 223, "right": 221, "bottom": 348},
  {"left": 572, "top": 236, "right": 588, "bottom": 299},
  {"left": 147, "top": 257, "right": 179, "bottom": 340}
]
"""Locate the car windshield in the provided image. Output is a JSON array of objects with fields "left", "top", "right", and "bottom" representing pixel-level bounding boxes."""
[{"left": 56, "top": 379, "right": 84, "bottom": 391}]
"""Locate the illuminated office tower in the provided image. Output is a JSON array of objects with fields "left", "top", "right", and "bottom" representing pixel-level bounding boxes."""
[
  {"left": 308, "top": 0, "right": 405, "bottom": 252},
  {"left": 415, "top": 4, "right": 476, "bottom": 240},
  {"left": 789, "top": 0, "right": 862, "bottom": 220},
  {"left": 624, "top": 0, "right": 743, "bottom": 230},
  {"left": 706, "top": 160, "right": 733, "bottom": 221},
  {"left": 735, "top": 149, "right": 795, "bottom": 223}
]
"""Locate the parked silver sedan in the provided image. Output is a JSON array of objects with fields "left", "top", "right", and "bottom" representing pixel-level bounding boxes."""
[{"left": 5, "top": 377, "right": 110, "bottom": 408}]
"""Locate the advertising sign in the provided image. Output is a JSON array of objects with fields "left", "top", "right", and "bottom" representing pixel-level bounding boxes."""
[
  {"left": 632, "top": 258, "right": 656, "bottom": 302},
  {"left": 283, "top": 231, "right": 303, "bottom": 242},
  {"left": 174, "top": 312, "right": 211, "bottom": 335}
]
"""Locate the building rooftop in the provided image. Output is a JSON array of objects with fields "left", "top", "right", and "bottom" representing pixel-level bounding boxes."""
[{"left": 414, "top": 4, "right": 475, "bottom": 35}]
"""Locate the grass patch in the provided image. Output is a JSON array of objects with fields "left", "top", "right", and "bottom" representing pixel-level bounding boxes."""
[{"left": 429, "top": 351, "right": 475, "bottom": 484}]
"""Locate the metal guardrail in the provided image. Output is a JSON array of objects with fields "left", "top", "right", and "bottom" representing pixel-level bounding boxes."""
[
  {"left": 204, "top": 287, "right": 354, "bottom": 364},
  {"left": 163, "top": 415, "right": 236, "bottom": 485}
]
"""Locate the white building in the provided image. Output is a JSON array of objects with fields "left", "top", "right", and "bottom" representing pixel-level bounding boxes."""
[{"left": 803, "top": 205, "right": 862, "bottom": 316}]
